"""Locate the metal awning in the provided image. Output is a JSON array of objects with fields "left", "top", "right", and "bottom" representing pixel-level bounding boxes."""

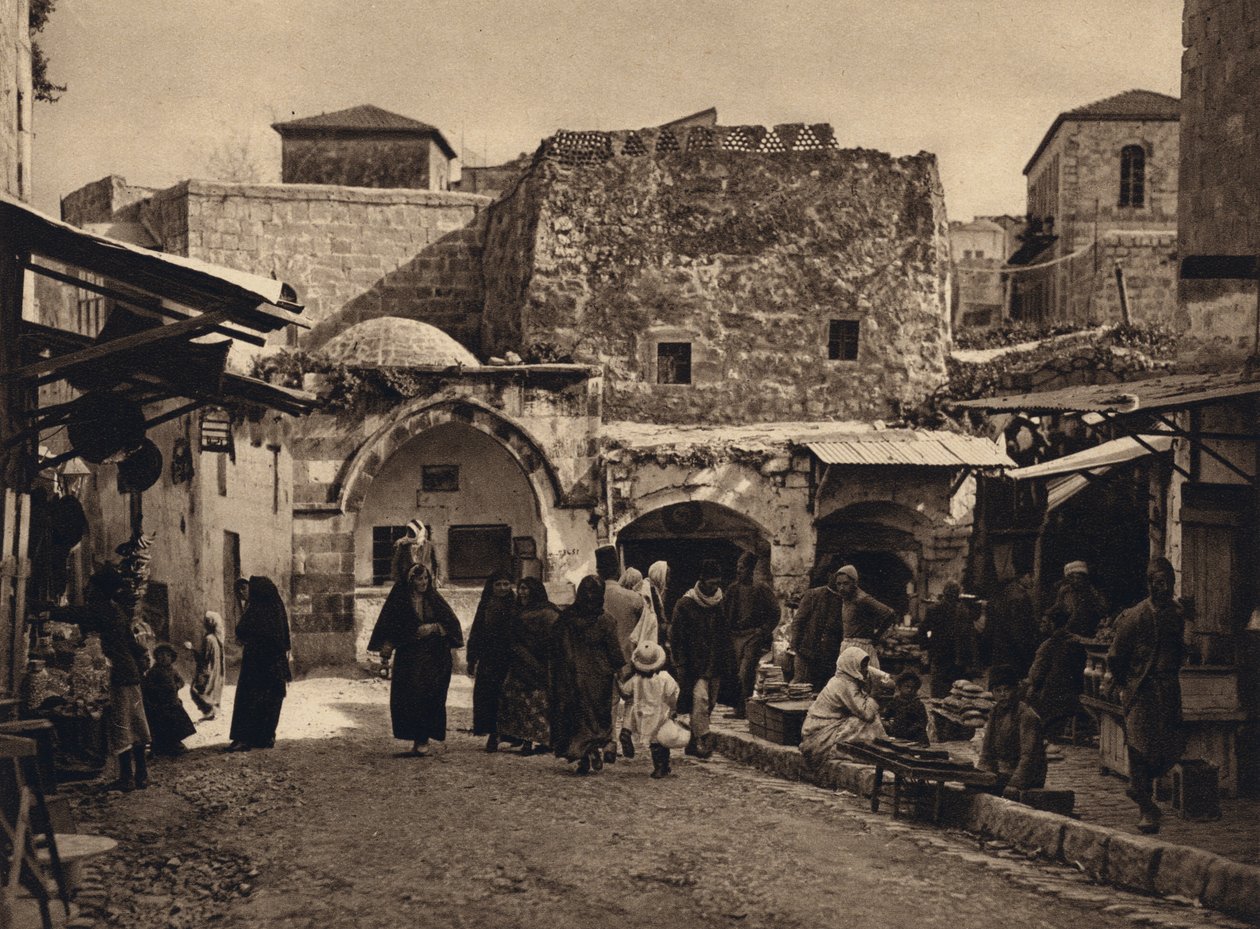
[
  {"left": 1006, "top": 435, "right": 1174, "bottom": 512},
  {"left": 805, "top": 431, "right": 1014, "bottom": 468},
  {"left": 1006, "top": 434, "right": 1174, "bottom": 480},
  {"left": 949, "top": 370, "right": 1260, "bottom": 414}
]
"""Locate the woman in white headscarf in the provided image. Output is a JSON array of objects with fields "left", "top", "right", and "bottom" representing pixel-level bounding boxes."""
[
  {"left": 190, "top": 610, "right": 226, "bottom": 721},
  {"left": 799, "top": 646, "right": 891, "bottom": 768}
]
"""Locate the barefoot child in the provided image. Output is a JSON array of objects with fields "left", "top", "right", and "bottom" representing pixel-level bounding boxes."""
[{"left": 617, "top": 641, "right": 680, "bottom": 778}]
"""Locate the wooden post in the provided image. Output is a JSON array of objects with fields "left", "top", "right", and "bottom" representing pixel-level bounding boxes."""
[{"left": 1113, "top": 260, "right": 1132, "bottom": 325}]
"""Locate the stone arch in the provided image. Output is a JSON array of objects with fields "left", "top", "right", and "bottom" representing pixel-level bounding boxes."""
[
  {"left": 336, "top": 396, "right": 563, "bottom": 516},
  {"left": 608, "top": 483, "right": 775, "bottom": 542},
  {"left": 814, "top": 500, "right": 935, "bottom": 617}
]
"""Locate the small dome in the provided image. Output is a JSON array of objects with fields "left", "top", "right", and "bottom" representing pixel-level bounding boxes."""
[{"left": 318, "top": 317, "right": 479, "bottom": 368}]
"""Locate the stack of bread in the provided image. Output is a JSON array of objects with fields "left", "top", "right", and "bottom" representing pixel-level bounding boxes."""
[{"left": 938, "top": 679, "right": 995, "bottom": 729}]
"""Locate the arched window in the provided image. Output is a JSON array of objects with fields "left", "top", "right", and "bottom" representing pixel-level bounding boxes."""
[{"left": 1120, "top": 145, "right": 1146, "bottom": 208}]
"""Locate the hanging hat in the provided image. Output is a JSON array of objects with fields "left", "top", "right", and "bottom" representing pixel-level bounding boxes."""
[
  {"left": 48, "top": 495, "right": 88, "bottom": 548},
  {"left": 1063, "top": 561, "right": 1089, "bottom": 577},
  {"left": 116, "top": 439, "right": 163, "bottom": 494},
  {"left": 66, "top": 393, "right": 146, "bottom": 464},
  {"left": 631, "top": 640, "right": 667, "bottom": 673}
]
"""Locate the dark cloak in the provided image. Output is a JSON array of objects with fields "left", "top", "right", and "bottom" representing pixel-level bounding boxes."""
[
  {"left": 548, "top": 576, "right": 626, "bottom": 762},
  {"left": 143, "top": 663, "right": 196, "bottom": 748},
  {"left": 229, "top": 576, "right": 292, "bottom": 748},
  {"left": 498, "top": 578, "right": 559, "bottom": 746},
  {"left": 466, "top": 571, "right": 516, "bottom": 735},
  {"left": 368, "top": 572, "right": 464, "bottom": 742},
  {"left": 671, "top": 590, "right": 734, "bottom": 714}
]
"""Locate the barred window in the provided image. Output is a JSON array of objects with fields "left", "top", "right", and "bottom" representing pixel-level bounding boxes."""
[
  {"left": 1120, "top": 145, "right": 1145, "bottom": 208},
  {"left": 371, "top": 525, "right": 409, "bottom": 585},
  {"left": 828, "top": 319, "right": 860, "bottom": 361}
]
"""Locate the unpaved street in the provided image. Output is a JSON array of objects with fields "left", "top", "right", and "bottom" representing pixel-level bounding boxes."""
[{"left": 66, "top": 678, "right": 1240, "bottom": 929}]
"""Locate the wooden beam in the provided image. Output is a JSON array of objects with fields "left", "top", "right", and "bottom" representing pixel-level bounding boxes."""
[
  {"left": 2, "top": 309, "right": 233, "bottom": 383},
  {"left": 24, "top": 262, "right": 268, "bottom": 346}
]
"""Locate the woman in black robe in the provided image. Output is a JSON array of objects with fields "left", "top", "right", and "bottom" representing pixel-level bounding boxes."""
[
  {"left": 368, "top": 565, "right": 464, "bottom": 756},
  {"left": 466, "top": 571, "right": 516, "bottom": 752},
  {"left": 497, "top": 577, "right": 560, "bottom": 754},
  {"left": 548, "top": 575, "right": 627, "bottom": 775},
  {"left": 228, "top": 576, "right": 292, "bottom": 752}
]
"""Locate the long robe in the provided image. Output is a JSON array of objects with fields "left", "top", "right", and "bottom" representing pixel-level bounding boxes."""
[
  {"left": 467, "top": 576, "right": 516, "bottom": 736},
  {"left": 986, "top": 575, "right": 1040, "bottom": 677},
  {"left": 791, "top": 585, "right": 845, "bottom": 690},
  {"left": 191, "top": 615, "right": 226, "bottom": 715},
  {"left": 369, "top": 580, "right": 464, "bottom": 742},
  {"left": 725, "top": 577, "right": 781, "bottom": 705},
  {"left": 799, "top": 648, "right": 887, "bottom": 767},
  {"left": 497, "top": 603, "right": 559, "bottom": 746},
  {"left": 549, "top": 606, "right": 625, "bottom": 762},
  {"left": 230, "top": 577, "right": 292, "bottom": 748},
  {"left": 1108, "top": 597, "right": 1185, "bottom": 775},
  {"left": 143, "top": 663, "right": 196, "bottom": 750}
]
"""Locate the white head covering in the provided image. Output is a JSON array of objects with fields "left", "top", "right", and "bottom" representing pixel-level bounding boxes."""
[
  {"left": 406, "top": 519, "right": 427, "bottom": 542},
  {"left": 647, "top": 561, "right": 669, "bottom": 593},
  {"left": 835, "top": 645, "right": 870, "bottom": 682}
]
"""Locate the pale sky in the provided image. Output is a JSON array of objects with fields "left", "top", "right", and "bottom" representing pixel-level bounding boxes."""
[{"left": 33, "top": 1, "right": 1183, "bottom": 222}]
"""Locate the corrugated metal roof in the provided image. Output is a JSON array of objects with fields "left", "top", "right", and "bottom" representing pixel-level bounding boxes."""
[
  {"left": 951, "top": 370, "right": 1260, "bottom": 415},
  {"left": 805, "top": 431, "right": 1013, "bottom": 468}
]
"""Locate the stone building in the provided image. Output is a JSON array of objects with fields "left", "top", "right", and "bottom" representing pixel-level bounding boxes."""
[
  {"left": 61, "top": 117, "right": 1010, "bottom": 669},
  {"left": 272, "top": 104, "right": 457, "bottom": 192},
  {"left": 950, "top": 218, "right": 1010, "bottom": 330},
  {"left": 1008, "top": 90, "right": 1180, "bottom": 328},
  {"left": 0, "top": 0, "right": 31, "bottom": 201}
]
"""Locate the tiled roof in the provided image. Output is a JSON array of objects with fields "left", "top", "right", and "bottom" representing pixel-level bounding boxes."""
[
  {"left": 319, "top": 317, "right": 478, "bottom": 368},
  {"left": 1025, "top": 89, "right": 1179, "bottom": 175},
  {"left": 272, "top": 105, "right": 456, "bottom": 158},
  {"left": 1067, "top": 90, "right": 1181, "bottom": 120}
]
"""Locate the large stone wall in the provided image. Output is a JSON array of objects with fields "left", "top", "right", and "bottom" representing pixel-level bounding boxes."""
[
  {"left": 61, "top": 178, "right": 490, "bottom": 354},
  {"left": 483, "top": 127, "right": 951, "bottom": 424},
  {"left": 1066, "top": 229, "right": 1179, "bottom": 327},
  {"left": 1178, "top": 0, "right": 1260, "bottom": 363},
  {"left": 280, "top": 135, "right": 449, "bottom": 191}
]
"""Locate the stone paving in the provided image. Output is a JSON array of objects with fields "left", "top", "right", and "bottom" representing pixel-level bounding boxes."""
[{"left": 922, "top": 735, "right": 1260, "bottom": 867}]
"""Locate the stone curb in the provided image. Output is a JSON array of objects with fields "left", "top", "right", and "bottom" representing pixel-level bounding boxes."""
[{"left": 710, "top": 727, "right": 1260, "bottom": 924}]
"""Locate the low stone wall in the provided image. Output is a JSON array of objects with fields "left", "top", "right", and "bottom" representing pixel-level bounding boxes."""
[{"left": 708, "top": 726, "right": 1260, "bottom": 923}]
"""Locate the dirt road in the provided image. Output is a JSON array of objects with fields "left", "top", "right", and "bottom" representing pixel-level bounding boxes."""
[{"left": 65, "top": 677, "right": 1242, "bottom": 929}]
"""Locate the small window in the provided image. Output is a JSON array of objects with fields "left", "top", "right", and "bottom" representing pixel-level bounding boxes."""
[
  {"left": 1120, "top": 145, "right": 1145, "bottom": 208},
  {"left": 372, "top": 525, "right": 409, "bottom": 585},
  {"left": 963, "top": 250, "right": 973, "bottom": 259},
  {"left": 656, "top": 342, "right": 692, "bottom": 385},
  {"left": 974, "top": 249, "right": 985, "bottom": 259},
  {"left": 421, "top": 464, "right": 460, "bottom": 492},
  {"left": 828, "top": 319, "right": 860, "bottom": 361}
]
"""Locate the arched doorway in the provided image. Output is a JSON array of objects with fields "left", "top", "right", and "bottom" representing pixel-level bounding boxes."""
[
  {"left": 351, "top": 421, "right": 545, "bottom": 656},
  {"left": 814, "top": 501, "right": 925, "bottom": 619},
  {"left": 618, "top": 501, "right": 771, "bottom": 618}
]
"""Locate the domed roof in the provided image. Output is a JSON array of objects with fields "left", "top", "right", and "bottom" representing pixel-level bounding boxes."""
[{"left": 319, "top": 317, "right": 479, "bottom": 368}]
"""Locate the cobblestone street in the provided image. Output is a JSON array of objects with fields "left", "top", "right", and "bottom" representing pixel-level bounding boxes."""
[{"left": 60, "top": 678, "right": 1252, "bottom": 929}]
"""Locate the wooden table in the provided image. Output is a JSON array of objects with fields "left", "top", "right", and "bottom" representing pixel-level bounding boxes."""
[{"left": 841, "top": 741, "right": 997, "bottom": 822}]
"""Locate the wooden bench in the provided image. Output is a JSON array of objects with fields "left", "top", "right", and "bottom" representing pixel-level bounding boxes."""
[{"left": 841, "top": 740, "right": 997, "bottom": 823}]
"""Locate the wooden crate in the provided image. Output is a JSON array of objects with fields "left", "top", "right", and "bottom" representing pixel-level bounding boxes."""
[
  {"left": 762, "top": 700, "right": 811, "bottom": 746},
  {"left": 746, "top": 699, "right": 770, "bottom": 741}
]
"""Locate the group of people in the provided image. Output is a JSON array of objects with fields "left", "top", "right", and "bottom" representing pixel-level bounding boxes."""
[
  {"left": 47, "top": 566, "right": 292, "bottom": 790},
  {"left": 368, "top": 545, "right": 784, "bottom": 778}
]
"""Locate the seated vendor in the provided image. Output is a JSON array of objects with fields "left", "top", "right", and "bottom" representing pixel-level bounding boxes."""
[
  {"left": 978, "top": 664, "right": 1046, "bottom": 796},
  {"left": 799, "top": 646, "right": 892, "bottom": 769},
  {"left": 883, "top": 668, "right": 930, "bottom": 745}
]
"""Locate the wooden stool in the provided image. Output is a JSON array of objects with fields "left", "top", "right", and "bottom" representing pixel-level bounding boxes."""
[{"left": 0, "top": 734, "right": 70, "bottom": 929}]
